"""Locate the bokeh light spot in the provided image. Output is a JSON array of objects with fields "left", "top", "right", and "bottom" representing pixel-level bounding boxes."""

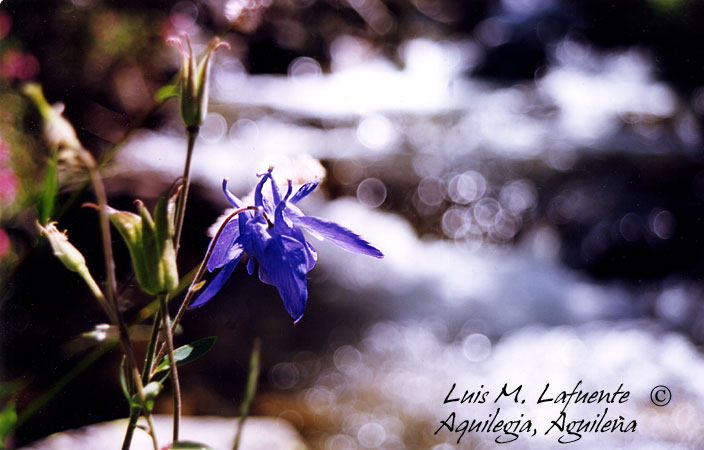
[
  {"left": 357, "top": 422, "right": 386, "bottom": 449},
  {"left": 288, "top": 56, "right": 322, "bottom": 79},
  {"left": 356, "top": 178, "right": 387, "bottom": 208},
  {"left": 270, "top": 362, "right": 300, "bottom": 390},
  {"left": 448, "top": 171, "right": 486, "bottom": 204},
  {"left": 199, "top": 113, "right": 228, "bottom": 143},
  {"left": 356, "top": 115, "right": 395, "bottom": 151},
  {"left": 462, "top": 333, "right": 492, "bottom": 362}
]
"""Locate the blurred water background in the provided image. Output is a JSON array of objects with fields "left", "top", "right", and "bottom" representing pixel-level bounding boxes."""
[{"left": 2, "top": 0, "right": 704, "bottom": 448}]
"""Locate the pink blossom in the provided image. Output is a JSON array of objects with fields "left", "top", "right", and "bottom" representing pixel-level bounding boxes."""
[
  {"left": 0, "top": 168, "right": 18, "bottom": 203},
  {"left": 0, "top": 49, "right": 39, "bottom": 80},
  {"left": 0, "top": 228, "right": 10, "bottom": 260}
]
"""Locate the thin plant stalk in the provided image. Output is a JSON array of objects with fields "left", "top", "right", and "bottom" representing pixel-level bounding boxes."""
[
  {"left": 86, "top": 268, "right": 159, "bottom": 450},
  {"left": 121, "top": 310, "right": 162, "bottom": 450},
  {"left": 82, "top": 153, "right": 159, "bottom": 450},
  {"left": 143, "top": 309, "right": 162, "bottom": 381},
  {"left": 233, "top": 339, "right": 261, "bottom": 450},
  {"left": 125, "top": 122, "right": 200, "bottom": 446},
  {"left": 84, "top": 156, "right": 118, "bottom": 307},
  {"left": 120, "top": 332, "right": 159, "bottom": 450},
  {"left": 158, "top": 294, "right": 181, "bottom": 442},
  {"left": 158, "top": 124, "right": 198, "bottom": 445},
  {"left": 81, "top": 267, "right": 117, "bottom": 324},
  {"left": 174, "top": 126, "right": 199, "bottom": 254},
  {"left": 69, "top": 270, "right": 154, "bottom": 443}
]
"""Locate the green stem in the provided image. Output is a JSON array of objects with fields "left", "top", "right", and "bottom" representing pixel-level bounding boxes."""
[
  {"left": 159, "top": 294, "right": 181, "bottom": 442},
  {"left": 126, "top": 124, "right": 197, "bottom": 447},
  {"left": 78, "top": 267, "right": 115, "bottom": 323},
  {"left": 85, "top": 154, "right": 118, "bottom": 310},
  {"left": 174, "top": 126, "right": 199, "bottom": 254},
  {"left": 233, "top": 339, "right": 261, "bottom": 450},
  {"left": 121, "top": 309, "right": 162, "bottom": 450},
  {"left": 77, "top": 271, "right": 158, "bottom": 450},
  {"left": 122, "top": 338, "right": 159, "bottom": 450},
  {"left": 83, "top": 152, "right": 159, "bottom": 450},
  {"left": 143, "top": 309, "right": 162, "bottom": 380},
  {"left": 121, "top": 407, "right": 139, "bottom": 450}
]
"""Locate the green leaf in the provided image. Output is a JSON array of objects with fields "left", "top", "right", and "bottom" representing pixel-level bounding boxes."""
[
  {"left": 153, "top": 190, "right": 176, "bottom": 248},
  {"left": 119, "top": 357, "right": 132, "bottom": 404},
  {"left": 136, "top": 200, "right": 161, "bottom": 291},
  {"left": 153, "top": 336, "right": 217, "bottom": 375},
  {"left": 170, "top": 441, "right": 215, "bottom": 450},
  {"left": 130, "top": 380, "right": 163, "bottom": 411},
  {"left": 152, "top": 190, "right": 179, "bottom": 293},
  {"left": 0, "top": 402, "right": 17, "bottom": 440},
  {"left": 142, "top": 380, "right": 162, "bottom": 398},
  {"left": 154, "top": 83, "right": 180, "bottom": 104},
  {"left": 107, "top": 205, "right": 157, "bottom": 294},
  {"left": 39, "top": 153, "right": 58, "bottom": 224}
]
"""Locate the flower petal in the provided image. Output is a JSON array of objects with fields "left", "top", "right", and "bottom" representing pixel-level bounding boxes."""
[
  {"left": 278, "top": 219, "right": 317, "bottom": 272},
  {"left": 222, "top": 179, "right": 244, "bottom": 208},
  {"left": 305, "top": 241, "right": 318, "bottom": 271},
  {"left": 190, "top": 256, "right": 240, "bottom": 308},
  {"left": 290, "top": 180, "right": 318, "bottom": 204},
  {"left": 254, "top": 171, "right": 274, "bottom": 214},
  {"left": 268, "top": 169, "right": 282, "bottom": 205},
  {"left": 246, "top": 256, "right": 256, "bottom": 275},
  {"left": 291, "top": 215, "right": 384, "bottom": 258},
  {"left": 262, "top": 197, "right": 274, "bottom": 214},
  {"left": 272, "top": 182, "right": 318, "bottom": 271},
  {"left": 274, "top": 180, "right": 294, "bottom": 225},
  {"left": 285, "top": 204, "right": 324, "bottom": 240},
  {"left": 239, "top": 212, "right": 270, "bottom": 255},
  {"left": 207, "top": 218, "right": 242, "bottom": 272},
  {"left": 258, "top": 263, "right": 273, "bottom": 285},
  {"left": 261, "top": 232, "right": 310, "bottom": 323},
  {"left": 237, "top": 210, "right": 251, "bottom": 234}
]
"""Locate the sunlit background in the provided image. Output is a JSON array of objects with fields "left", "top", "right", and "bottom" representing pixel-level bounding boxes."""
[{"left": 2, "top": 0, "right": 704, "bottom": 448}]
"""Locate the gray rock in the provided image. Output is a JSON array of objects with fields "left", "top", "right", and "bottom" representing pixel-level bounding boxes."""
[{"left": 18, "top": 415, "right": 308, "bottom": 450}]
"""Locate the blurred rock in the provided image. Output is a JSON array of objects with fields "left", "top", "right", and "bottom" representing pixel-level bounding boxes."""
[{"left": 17, "top": 415, "right": 307, "bottom": 450}]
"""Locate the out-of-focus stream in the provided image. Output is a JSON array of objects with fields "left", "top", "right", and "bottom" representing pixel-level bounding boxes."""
[{"left": 114, "top": 35, "right": 704, "bottom": 449}]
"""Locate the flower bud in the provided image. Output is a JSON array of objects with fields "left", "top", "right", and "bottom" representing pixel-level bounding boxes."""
[
  {"left": 168, "top": 34, "right": 229, "bottom": 129},
  {"left": 37, "top": 221, "right": 107, "bottom": 302},
  {"left": 37, "top": 221, "right": 88, "bottom": 274},
  {"left": 104, "top": 189, "right": 179, "bottom": 295},
  {"left": 22, "top": 83, "right": 82, "bottom": 152}
]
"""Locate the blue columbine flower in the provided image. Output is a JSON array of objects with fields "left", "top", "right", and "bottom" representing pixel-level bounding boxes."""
[{"left": 191, "top": 168, "right": 383, "bottom": 323}]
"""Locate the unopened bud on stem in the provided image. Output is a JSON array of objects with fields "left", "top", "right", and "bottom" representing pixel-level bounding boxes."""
[
  {"left": 168, "top": 34, "right": 229, "bottom": 128},
  {"left": 95, "top": 188, "right": 180, "bottom": 296},
  {"left": 36, "top": 221, "right": 107, "bottom": 305}
]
